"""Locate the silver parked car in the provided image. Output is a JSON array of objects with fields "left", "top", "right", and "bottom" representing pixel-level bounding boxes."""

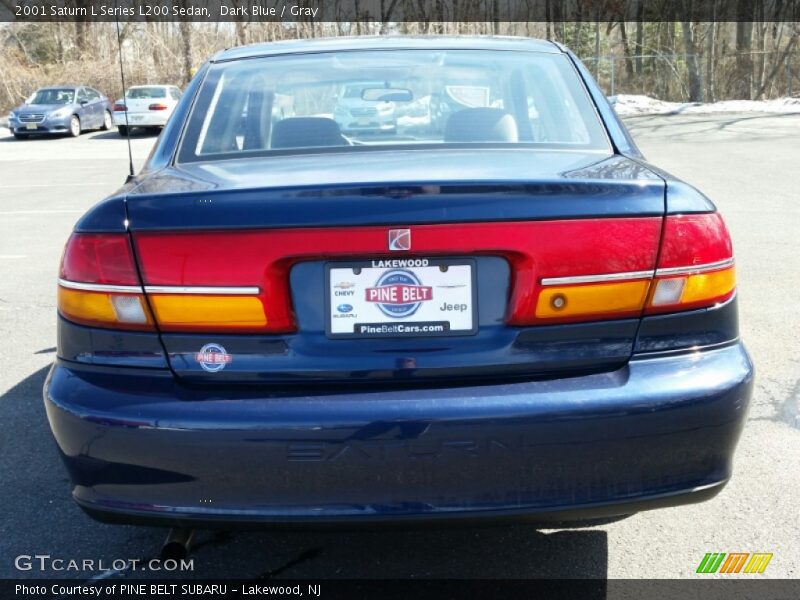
[
  {"left": 7, "top": 86, "right": 112, "bottom": 139},
  {"left": 333, "top": 81, "right": 398, "bottom": 135}
]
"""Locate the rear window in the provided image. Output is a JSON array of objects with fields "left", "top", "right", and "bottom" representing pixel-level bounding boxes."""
[
  {"left": 179, "top": 49, "right": 610, "bottom": 162},
  {"left": 127, "top": 87, "right": 167, "bottom": 99}
]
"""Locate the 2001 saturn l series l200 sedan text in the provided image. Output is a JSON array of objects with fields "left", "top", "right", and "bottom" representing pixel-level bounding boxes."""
[{"left": 44, "top": 36, "right": 753, "bottom": 529}]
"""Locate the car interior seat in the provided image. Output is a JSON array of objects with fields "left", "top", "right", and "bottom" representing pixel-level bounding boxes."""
[
  {"left": 443, "top": 107, "right": 519, "bottom": 143},
  {"left": 271, "top": 117, "right": 350, "bottom": 149}
]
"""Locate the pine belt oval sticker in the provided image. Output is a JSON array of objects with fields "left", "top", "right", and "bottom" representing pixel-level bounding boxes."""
[{"left": 194, "top": 343, "right": 233, "bottom": 373}]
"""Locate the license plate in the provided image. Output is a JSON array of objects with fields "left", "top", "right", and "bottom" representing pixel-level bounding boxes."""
[
  {"left": 357, "top": 117, "right": 370, "bottom": 125},
  {"left": 326, "top": 258, "right": 477, "bottom": 338},
  {"left": 25, "top": 123, "right": 37, "bottom": 130},
  {"left": 130, "top": 115, "right": 143, "bottom": 122}
]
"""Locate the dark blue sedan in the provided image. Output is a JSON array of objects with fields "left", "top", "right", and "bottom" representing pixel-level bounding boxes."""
[
  {"left": 8, "top": 86, "right": 112, "bottom": 139},
  {"left": 44, "top": 37, "right": 753, "bottom": 532}
]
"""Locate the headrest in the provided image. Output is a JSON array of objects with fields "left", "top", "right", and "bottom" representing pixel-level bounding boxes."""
[
  {"left": 444, "top": 107, "right": 519, "bottom": 143},
  {"left": 271, "top": 117, "right": 347, "bottom": 149}
]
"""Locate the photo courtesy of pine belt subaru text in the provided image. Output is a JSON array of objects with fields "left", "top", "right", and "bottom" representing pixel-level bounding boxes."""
[{"left": 44, "top": 36, "right": 753, "bottom": 528}]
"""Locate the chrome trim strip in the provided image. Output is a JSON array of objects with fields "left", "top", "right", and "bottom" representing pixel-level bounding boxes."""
[
  {"left": 144, "top": 285, "right": 260, "bottom": 295},
  {"left": 655, "top": 258, "right": 735, "bottom": 277},
  {"left": 541, "top": 270, "right": 654, "bottom": 286},
  {"left": 58, "top": 280, "right": 260, "bottom": 295},
  {"left": 540, "top": 258, "right": 735, "bottom": 286},
  {"left": 58, "top": 279, "right": 142, "bottom": 293}
]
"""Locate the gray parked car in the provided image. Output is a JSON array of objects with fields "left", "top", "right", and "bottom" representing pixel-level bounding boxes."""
[{"left": 7, "top": 86, "right": 112, "bottom": 139}]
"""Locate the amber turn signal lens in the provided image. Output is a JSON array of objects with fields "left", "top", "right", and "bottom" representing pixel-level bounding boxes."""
[
  {"left": 535, "top": 280, "right": 650, "bottom": 320},
  {"left": 681, "top": 267, "right": 736, "bottom": 304},
  {"left": 58, "top": 287, "right": 154, "bottom": 330},
  {"left": 647, "top": 266, "right": 736, "bottom": 312},
  {"left": 147, "top": 295, "right": 267, "bottom": 330}
]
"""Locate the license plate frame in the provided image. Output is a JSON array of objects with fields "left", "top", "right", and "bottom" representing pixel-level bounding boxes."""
[{"left": 325, "top": 257, "right": 478, "bottom": 339}]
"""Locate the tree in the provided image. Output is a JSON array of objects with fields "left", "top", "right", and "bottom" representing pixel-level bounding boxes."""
[{"left": 681, "top": 21, "right": 703, "bottom": 101}]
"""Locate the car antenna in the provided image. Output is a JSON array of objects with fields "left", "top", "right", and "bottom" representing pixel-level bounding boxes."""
[{"left": 114, "top": 12, "right": 135, "bottom": 183}]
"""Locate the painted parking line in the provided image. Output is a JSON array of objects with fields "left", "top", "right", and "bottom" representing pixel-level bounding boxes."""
[
  {"left": 0, "top": 183, "right": 114, "bottom": 188},
  {"left": 0, "top": 210, "right": 83, "bottom": 215}
]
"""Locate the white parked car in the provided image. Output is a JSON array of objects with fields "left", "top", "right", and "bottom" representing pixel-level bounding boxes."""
[{"left": 112, "top": 85, "right": 182, "bottom": 136}]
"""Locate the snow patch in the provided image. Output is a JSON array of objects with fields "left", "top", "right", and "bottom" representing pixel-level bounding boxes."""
[{"left": 610, "top": 94, "right": 800, "bottom": 116}]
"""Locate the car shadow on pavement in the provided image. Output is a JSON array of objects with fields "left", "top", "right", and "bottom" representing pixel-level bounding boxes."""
[
  {"left": 89, "top": 130, "right": 160, "bottom": 141},
  {"left": 185, "top": 526, "right": 609, "bottom": 582},
  {"left": 0, "top": 131, "right": 133, "bottom": 143},
  {"left": 0, "top": 134, "right": 62, "bottom": 142},
  {"left": 0, "top": 366, "right": 608, "bottom": 586},
  {"left": 0, "top": 365, "right": 163, "bottom": 580}
]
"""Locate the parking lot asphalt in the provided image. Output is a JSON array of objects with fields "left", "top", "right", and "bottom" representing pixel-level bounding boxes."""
[{"left": 0, "top": 116, "right": 798, "bottom": 581}]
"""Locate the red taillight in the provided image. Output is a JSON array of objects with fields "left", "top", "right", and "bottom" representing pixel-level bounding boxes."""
[
  {"left": 148, "top": 103, "right": 168, "bottom": 111},
  {"left": 645, "top": 213, "right": 736, "bottom": 314},
  {"left": 656, "top": 213, "right": 733, "bottom": 269},
  {"left": 518, "top": 213, "right": 736, "bottom": 323},
  {"left": 58, "top": 233, "right": 154, "bottom": 331},
  {"left": 112, "top": 104, "right": 127, "bottom": 112},
  {"left": 60, "top": 234, "right": 140, "bottom": 285}
]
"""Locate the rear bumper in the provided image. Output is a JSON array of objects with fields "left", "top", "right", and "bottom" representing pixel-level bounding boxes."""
[
  {"left": 113, "top": 112, "right": 168, "bottom": 127},
  {"left": 44, "top": 342, "right": 753, "bottom": 526}
]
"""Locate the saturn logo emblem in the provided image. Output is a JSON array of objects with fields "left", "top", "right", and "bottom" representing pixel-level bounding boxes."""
[{"left": 388, "top": 229, "right": 411, "bottom": 251}]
